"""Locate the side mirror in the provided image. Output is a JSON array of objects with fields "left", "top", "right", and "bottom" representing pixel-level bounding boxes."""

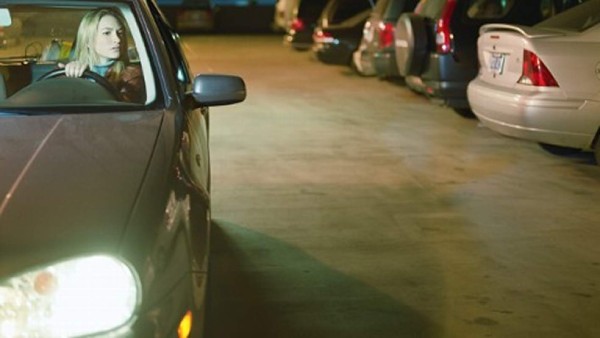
[{"left": 192, "top": 74, "right": 246, "bottom": 106}]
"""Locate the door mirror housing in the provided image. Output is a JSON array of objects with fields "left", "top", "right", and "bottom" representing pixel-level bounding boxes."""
[{"left": 192, "top": 74, "right": 246, "bottom": 106}]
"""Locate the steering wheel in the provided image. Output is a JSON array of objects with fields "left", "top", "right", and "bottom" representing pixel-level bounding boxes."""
[{"left": 37, "top": 68, "right": 119, "bottom": 99}]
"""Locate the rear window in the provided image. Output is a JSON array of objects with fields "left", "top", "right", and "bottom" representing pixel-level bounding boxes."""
[
  {"left": 385, "top": 0, "right": 419, "bottom": 20},
  {"left": 535, "top": 0, "right": 599, "bottom": 32},
  {"left": 415, "top": 0, "right": 444, "bottom": 19},
  {"left": 466, "top": 0, "right": 515, "bottom": 19},
  {"left": 298, "top": 0, "right": 328, "bottom": 19},
  {"left": 373, "top": 0, "right": 391, "bottom": 17}
]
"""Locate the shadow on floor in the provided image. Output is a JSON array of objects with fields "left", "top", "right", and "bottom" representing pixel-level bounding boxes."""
[{"left": 205, "top": 219, "right": 441, "bottom": 338}]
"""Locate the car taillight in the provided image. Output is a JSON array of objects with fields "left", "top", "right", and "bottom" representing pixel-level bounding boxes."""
[
  {"left": 291, "top": 18, "right": 305, "bottom": 32},
  {"left": 378, "top": 22, "right": 395, "bottom": 49},
  {"left": 435, "top": 0, "right": 456, "bottom": 54},
  {"left": 313, "top": 29, "right": 334, "bottom": 43},
  {"left": 518, "top": 50, "right": 558, "bottom": 87}
]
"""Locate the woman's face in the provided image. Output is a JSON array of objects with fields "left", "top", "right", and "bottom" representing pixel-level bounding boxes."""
[{"left": 94, "top": 14, "right": 124, "bottom": 64}]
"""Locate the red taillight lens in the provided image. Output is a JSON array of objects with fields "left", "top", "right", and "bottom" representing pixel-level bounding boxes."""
[
  {"left": 378, "top": 22, "right": 395, "bottom": 49},
  {"left": 435, "top": 0, "right": 456, "bottom": 54},
  {"left": 291, "top": 18, "right": 305, "bottom": 32},
  {"left": 313, "top": 29, "right": 333, "bottom": 43},
  {"left": 518, "top": 50, "right": 558, "bottom": 87}
]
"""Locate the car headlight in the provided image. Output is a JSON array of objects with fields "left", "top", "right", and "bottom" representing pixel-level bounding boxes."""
[{"left": 0, "top": 255, "right": 140, "bottom": 338}]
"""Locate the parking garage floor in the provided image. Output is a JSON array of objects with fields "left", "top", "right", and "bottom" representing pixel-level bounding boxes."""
[{"left": 182, "top": 34, "right": 600, "bottom": 338}]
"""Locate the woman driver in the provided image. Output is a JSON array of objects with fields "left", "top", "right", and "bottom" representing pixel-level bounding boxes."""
[{"left": 63, "top": 8, "right": 145, "bottom": 103}]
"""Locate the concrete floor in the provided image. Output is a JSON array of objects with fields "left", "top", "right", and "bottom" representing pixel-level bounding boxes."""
[{"left": 181, "top": 34, "right": 600, "bottom": 338}]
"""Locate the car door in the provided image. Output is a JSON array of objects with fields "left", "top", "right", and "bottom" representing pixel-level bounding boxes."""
[
  {"left": 148, "top": 0, "right": 211, "bottom": 275},
  {"left": 152, "top": 3, "right": 211, "bottom": 197}
]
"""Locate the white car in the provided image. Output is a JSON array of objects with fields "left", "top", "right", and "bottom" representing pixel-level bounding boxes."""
[
  {"left": 467, "top": 0, "right": 600, "bottom": 164},
  {"left": 272, "top": 0, "right": 299, "bottom": 32}
]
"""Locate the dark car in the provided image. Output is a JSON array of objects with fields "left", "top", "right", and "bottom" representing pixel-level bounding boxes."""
[
  {"left": 352, "top": 0, "right": 419, "bottom": 77},
  {"left": 211, "top": 0, "right": 277, "bottom": 33},
  {"left": 0, "top": 0, "right": 245, "bottom": 337},
  {"left": 157, "top": 0, "right": 215, "bottom": 31},
  {"left": 284, "top": 0, "right": 329, "bottom": 50},
  {"left": 393, "top": 0, "right": 584, "bottom": 115},
  {"left": 312, "top": 0, "right": 376, "bottom": 65}
]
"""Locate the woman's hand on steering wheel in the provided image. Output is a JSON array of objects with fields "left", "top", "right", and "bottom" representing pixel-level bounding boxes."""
[{"left": 59, "top": 61, "right": 88, "bottom": 78}]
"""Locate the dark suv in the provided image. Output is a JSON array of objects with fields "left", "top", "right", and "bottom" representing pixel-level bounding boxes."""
[
  {"left": 284, "top": 0, "right": 329, "bottom": 50},
  {"left": 312, "top": 0, "right": 376, "bottom": 65},
  {"left": 393, "top": 0, "right": 584, "bottom": 115},
  {"left": 352, "top": 0, "right": 419, "bottom": 77}
]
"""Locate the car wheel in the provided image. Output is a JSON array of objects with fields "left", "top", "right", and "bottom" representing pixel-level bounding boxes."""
[
  {"left": 394, "top": 13, "right": 428, "bottom": 77},
  {"left": 538, "top": 143, "right": 581, "bottom": 156}
]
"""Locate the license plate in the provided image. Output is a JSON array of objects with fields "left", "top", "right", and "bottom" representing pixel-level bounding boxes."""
[{"left": 489, "top": 53, "right": 506, "bottom": 74}]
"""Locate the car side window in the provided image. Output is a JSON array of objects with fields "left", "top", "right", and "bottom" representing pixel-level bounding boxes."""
[
  {"left": 559, "top": 0, "right": 586, "bottom": 11},
  {"left": 164, "top": 29, "right": 192, "bottom": 84},
  {"left": 148, "top": 1, "right": 191, "bottom": 85}
]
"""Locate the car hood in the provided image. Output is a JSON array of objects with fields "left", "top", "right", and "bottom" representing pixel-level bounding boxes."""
[{"left": 0, "top": 111, "right": 164, "bottom": 274}]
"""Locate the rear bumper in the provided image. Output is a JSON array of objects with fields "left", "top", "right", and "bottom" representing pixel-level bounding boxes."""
[
  {"left": 419, "top": 53, "right": 478, "bottom": 108},
  {"left": 467, "top": 78, "right": 600, "bottom": 150},
  {"left": 352, "top": 47, "right": 377, "bottom": 76},
  {"left": 313, "top": 43, "right": 353, "bottom": 65},
  {"left": 373, "top": 49, "right": 399, "bottom": 78},
  {"left": 284, "top": 30, "right": 313, "bottom": 51}
]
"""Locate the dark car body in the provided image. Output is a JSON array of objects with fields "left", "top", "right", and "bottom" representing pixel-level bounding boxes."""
[
  {"left": 211, "top": 0, "right": 277, "bottom": 33},
  {"left": 313, "top": 10, "right": 371, "bottom": 65},
  {"left": 157, "top": 0, "right": 215, "bottom": 31},
  {"left": 284, "top": 0, "right": 329, "bottom": 50},
  {"left": 312, "top": 0, "right": 376, "bottom": 65},
  {"left": 352, "top": 0, "right": 418, "bottom": 77},
  {"left": 394, "top": 0, "right": 584, "bottom": 114},
  {"left": 0, "top": 0, "right": 245, "bottom": 337}
]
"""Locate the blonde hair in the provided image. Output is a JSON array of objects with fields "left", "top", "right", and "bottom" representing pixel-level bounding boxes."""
[{"left": 73, "top": 8, "right": 129, "bottom": 82}]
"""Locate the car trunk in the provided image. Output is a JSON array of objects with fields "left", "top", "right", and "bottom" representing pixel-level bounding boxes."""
[
  {"left": 478, "top": 24, "right": 600, "bottom": 100},
  {"left": 477, "top": 25, "right": 560, "bottom": 89}
]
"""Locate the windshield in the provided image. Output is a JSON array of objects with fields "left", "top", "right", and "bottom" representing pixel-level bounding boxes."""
[{"left": 0, "top": 2, "right": 156, "bottom": 109}]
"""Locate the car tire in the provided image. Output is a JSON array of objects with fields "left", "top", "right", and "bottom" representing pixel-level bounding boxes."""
[
  {"left": 453, "top": 108, "right": 476, "bottom": 119},
  {"left": 394, "top": 13, "right": 428, "bottom": 77},
  {"left": 538, "top": 143, "right": 581, "bottom": 156}
]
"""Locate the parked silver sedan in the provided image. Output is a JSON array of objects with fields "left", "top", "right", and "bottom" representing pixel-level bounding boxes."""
[{"left": 467, "top": 0, "right": 600, "bottom": 163}]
